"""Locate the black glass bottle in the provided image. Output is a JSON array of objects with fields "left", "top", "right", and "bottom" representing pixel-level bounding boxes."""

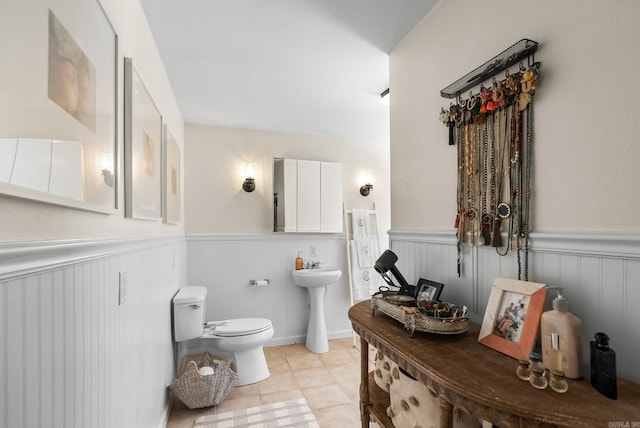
[{"left": 590, "top": 332, "right": 617, "bottom": 399}]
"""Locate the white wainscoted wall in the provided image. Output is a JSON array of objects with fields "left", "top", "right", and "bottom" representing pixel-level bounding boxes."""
[
  {"left": 183, "top": 234, "right": 354, "bottom": 357},
  {"left": 0, "top": 237, "right": 186, "bottom": 428},
  {"left": 389, "top": 230, "right": 640, "bottom": 384}
]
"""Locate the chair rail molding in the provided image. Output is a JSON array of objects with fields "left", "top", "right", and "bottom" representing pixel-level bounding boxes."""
[
  {"left": 388, "top": 230, "right": 640, "bottom": 259},
  {"left": 0, "top": 235, "right": 185, "bottom": 281}
]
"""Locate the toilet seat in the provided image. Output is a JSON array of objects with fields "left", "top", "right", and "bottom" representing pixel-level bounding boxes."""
[{"left": 203, "top": 318, "right": 272, "bottom": 337}]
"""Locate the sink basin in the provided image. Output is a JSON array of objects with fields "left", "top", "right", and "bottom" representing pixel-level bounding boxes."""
[
  {"left": 292, "top": 267, "right": 342, "bottom": 288},
  {"left": 292, "top": 267, "right": 342, "bottom": 353}
]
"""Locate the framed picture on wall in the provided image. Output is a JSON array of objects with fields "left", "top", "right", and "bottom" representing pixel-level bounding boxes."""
[
  {"left": 124, "top": 57, "right": 162, "bottom": 220},
  {"left": 162, "top": 124, "right": 180, "bottom": 224},
  {"left": 0, "top": 0, "right": 118, "bottom": 213},
  {"left": 478, "top": 277, "right": 547, "bottom": 360}
]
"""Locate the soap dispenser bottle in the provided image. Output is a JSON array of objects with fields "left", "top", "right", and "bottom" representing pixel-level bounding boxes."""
[
  {"left": 540, "top": 288, "right": 583, "bottom": 379},
  {"left": 295, "top": 252, "right": 304, "bottom": 270},
  {"left": 590, "top": 332, "right": 617, "bottom": 399}
]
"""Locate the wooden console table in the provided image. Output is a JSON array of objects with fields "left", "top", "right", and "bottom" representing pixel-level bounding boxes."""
[{"left": 348, "top": 300, "right": 640, "bottom": 428}]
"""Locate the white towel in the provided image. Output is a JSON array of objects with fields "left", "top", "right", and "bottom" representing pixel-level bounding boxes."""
[
  {"left": 349, "top": 240, "right": 381, "bottom": 301},
  {"left": 355, "top": 238, "right": 380, "bottom": 268},
  {"left": 351, "top": 209, "right": 373, "bottom": 267},
  {"left": 351, "top": 209, "right": 369, "bottom": 240}
]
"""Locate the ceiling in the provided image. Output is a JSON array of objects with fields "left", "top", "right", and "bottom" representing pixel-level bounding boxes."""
[{"left": 139, "top": 0, "right": 438, "bottom": 144}]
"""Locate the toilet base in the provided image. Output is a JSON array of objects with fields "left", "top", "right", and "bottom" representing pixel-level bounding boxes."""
[{"left": 231, "top": 346, "right": 270, "bottom": 386}]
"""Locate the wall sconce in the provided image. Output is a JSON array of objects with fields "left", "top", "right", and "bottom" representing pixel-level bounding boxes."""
[
  {"left": 360, "top": 183, "right": 373, "bottom": 196},
  {"left": 100, "top": 154, "right": 114, "bottom": 188},
  {"left": 242, "top": 164, "right": 256, "bottom": 192},
  {"left": 102, "top": 169, "right": 114, "bottom": 187},
  {"left": 379, "top": 88, "right": 390, "bottom": 106}
]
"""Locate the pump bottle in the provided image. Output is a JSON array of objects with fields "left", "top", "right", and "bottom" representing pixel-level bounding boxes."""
[
  {"left": 295, "top": 252, "right": 304, "bottom": 270},
  {"left": 540, "top": 288, "right": 583, "bottom": 379}
]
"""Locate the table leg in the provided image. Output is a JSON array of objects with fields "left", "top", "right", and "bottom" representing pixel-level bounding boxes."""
[
  {"left": 359, "top": 337, "right": 370, "bottom": 428},
  {"left": 438, "top": 396, "right": 453, "bottom": 428}
]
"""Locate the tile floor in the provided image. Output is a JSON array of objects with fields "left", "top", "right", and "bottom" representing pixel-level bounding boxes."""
[{"left": 166, "top": 337, "right": 374, "bottom": 427}]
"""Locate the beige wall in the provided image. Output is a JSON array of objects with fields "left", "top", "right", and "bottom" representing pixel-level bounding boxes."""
[
  {"left": 390, "top": 0, "right": 640, "bottom": 232},
  {"left": 184, "top": 124, "right": 390, "bottom": 235},
  {"left": 0, "top": 0, "right": 185, "bottom": 242}
]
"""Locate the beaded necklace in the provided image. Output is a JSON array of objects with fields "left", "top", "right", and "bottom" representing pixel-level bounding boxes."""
[
  {"left": 481, "top": 119, "right": 490, "bottom": 245},
  {"left": 521, "top": 100, "right": 534, "bottom": 280}
]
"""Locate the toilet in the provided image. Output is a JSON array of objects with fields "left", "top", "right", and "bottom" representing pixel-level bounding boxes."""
[{"left": 172, "top": 286, "right": 274, "bottom": 386}]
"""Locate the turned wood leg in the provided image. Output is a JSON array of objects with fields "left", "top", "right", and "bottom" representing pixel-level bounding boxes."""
[
  {"left": 359, "top": 337, "right": 370, "bottom": 428},
  {"left": 438, "top": 396, "right": 453, "bottom": 428}
]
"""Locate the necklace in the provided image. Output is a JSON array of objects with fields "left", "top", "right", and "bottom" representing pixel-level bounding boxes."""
[
  {"left": 481, "top": 120, "right": 490, "bottom": 245},
  {"left": 521, "top": 99, "right": 534, "bottom": 280}
]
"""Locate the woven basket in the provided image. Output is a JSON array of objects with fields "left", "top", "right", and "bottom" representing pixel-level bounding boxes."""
[
  {"left": 170, "top": 353, "right": 238, "bottom": 409},
  {"left": 371, "top": 293, "right": 468, "bottom": 336}
]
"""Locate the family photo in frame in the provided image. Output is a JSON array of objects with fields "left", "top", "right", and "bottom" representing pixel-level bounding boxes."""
[
  {"left": 415, "top": 278, "right": 444, "bottom": 302},
  {"left": 478, "top": 277, "right": 547, "bottom": 360}
]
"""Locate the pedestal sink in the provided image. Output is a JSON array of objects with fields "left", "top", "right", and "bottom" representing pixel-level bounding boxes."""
[{"left": 292, "top": 267, "right": 342, "bottom": 353}]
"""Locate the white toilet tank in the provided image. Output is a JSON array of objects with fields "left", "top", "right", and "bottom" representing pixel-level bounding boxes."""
[{"left": 173, "top": 286, "right": 207, "bottom": 342}]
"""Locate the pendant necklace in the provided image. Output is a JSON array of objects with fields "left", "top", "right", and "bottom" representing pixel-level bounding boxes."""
[{"left": 496, "top": 106, "right": 513, "bottom": 255}]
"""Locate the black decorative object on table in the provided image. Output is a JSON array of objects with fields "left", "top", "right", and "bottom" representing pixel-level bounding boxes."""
[
  {"left": 374, "top": 250, "right": 415, "bottom": 297},
  {"left": 590, "top": 332, "right": 617, "bottom": 399}
]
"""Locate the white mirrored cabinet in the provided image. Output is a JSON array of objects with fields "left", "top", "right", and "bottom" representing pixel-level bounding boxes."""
[{"left": 273, "top": 158, "right": 343, "bottom": 233}]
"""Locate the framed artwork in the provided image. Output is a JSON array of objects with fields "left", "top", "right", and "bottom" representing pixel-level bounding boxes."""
[
  {"left": 124, "top": 57, "right": 162, "bottom": 220},
  {"left": 415, "top": 278, "right": 444, "bottom": 301},
  {"left": 478, "top": 277, "right": 547, "bottom": 360},
  {"left": 0, "top": 0, "right": 118, "bottom": 213},
  {"left": 162, "top": 124, "right": 180, "bottom": 224}
]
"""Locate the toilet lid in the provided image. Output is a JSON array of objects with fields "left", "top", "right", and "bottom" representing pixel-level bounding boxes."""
[{"left": 213, "top": 318, "right": 272, "bottom": 337}]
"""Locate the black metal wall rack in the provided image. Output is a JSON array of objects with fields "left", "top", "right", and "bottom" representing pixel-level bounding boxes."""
[{"left": 440, "top": 39, "right": 539, "bottom": 99}]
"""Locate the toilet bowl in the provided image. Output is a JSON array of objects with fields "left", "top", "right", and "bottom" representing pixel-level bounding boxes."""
[{"left": 173, "top": 287, "right": 274, "bottom": 386}]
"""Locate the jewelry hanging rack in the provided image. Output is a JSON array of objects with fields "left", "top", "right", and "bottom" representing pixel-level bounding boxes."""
[{"left": 440, "top": 39, "right": 538, "bottom": 99}]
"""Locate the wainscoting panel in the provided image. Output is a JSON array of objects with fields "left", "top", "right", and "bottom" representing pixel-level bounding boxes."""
[
  {"left": 0, "top": 237, "right": 186, "bottom": 428},
  {"left": 389, "top": 230, "right": 640, "bottom": 384},
  {"left": 185, "top": 234, "right": 353, "bottom": 353}
]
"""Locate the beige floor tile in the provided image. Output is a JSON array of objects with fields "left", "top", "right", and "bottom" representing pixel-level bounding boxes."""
[
  {"left": 266, "top": 353, "right": 291, "bottom": 373},
  {"left": 302, "top": 384, "right": 351, "bottom": 409},
  {"left": 331, "top": 336, "right": 357, "bottom": 349},
  {"left": 280, "top": 342, "right": 310, "bottom": 356},
  {"left": 257, "top": 371, "right": 299, "bottom": 395},
  {"left": 293, "top": 366, "right": 337, "bottom": 389},
  {"left": 319, "top": 348, "right": 358, "bottom": 367},
  {"left": 259, "top": 388, "right": 304, "bottom": 404},
  {"left": 313, "top": 403, "right": 362, "bottom": 428},
  {"left": 213, "top": 395, "right": 263, "bottom": 413},
  {"left": 339, "top": 378, "right": 361, "bottom": 404},
  {"left": 286, "top": 352, "right": 324, "bottom": 371},
  {"left": 225, "top": 382, "right": 260, "bottom": 400},
  {"left": 166, "top": 401, "right": 225, "bottom": 428},
  {"left": 263, "top": 345, "right": 284, "bottom": 358},
  {"left": 327, "top": 363, "right": 361, "bottom": 382}
]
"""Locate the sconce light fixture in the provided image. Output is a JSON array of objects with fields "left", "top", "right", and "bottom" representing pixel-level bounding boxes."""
[
  {"left": 379, "top": 88, "right": 390, "bottom": 106},
  {"left": 242, "top": 164, "right": 256, "bottom": 192},
  {"left": 100, "top": 155, "right": 114, "bottom": 187},
  {"left": 102, "top": 169, "right": 114, "bottom": 187},
  {"left": 360, "top": 183, "right": 373, "bottom": 196}
]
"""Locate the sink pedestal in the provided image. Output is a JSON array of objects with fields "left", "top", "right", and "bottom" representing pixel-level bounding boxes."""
[
  {"left": 305, "top": 286, "right": 329, "bottom": 353},
  {"left": 292, "top": 267, "right": 342, "bottom": 354}
]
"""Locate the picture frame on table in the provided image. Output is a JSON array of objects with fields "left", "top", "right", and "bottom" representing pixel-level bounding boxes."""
[
  {"left": 124, "top": 57, "right": 162, "bottom": 221},
  {"left": 162, "top": 124, "right": 180, "bottom": 224},
  {"left": 0, "top": 0, "right": 118, "bottom": 213},
  {"left": 478, "top": 277, "right": 547, "bottom": 360},
  {"left": 415, "top": 278, "right": 445, "bottom": 301}
]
